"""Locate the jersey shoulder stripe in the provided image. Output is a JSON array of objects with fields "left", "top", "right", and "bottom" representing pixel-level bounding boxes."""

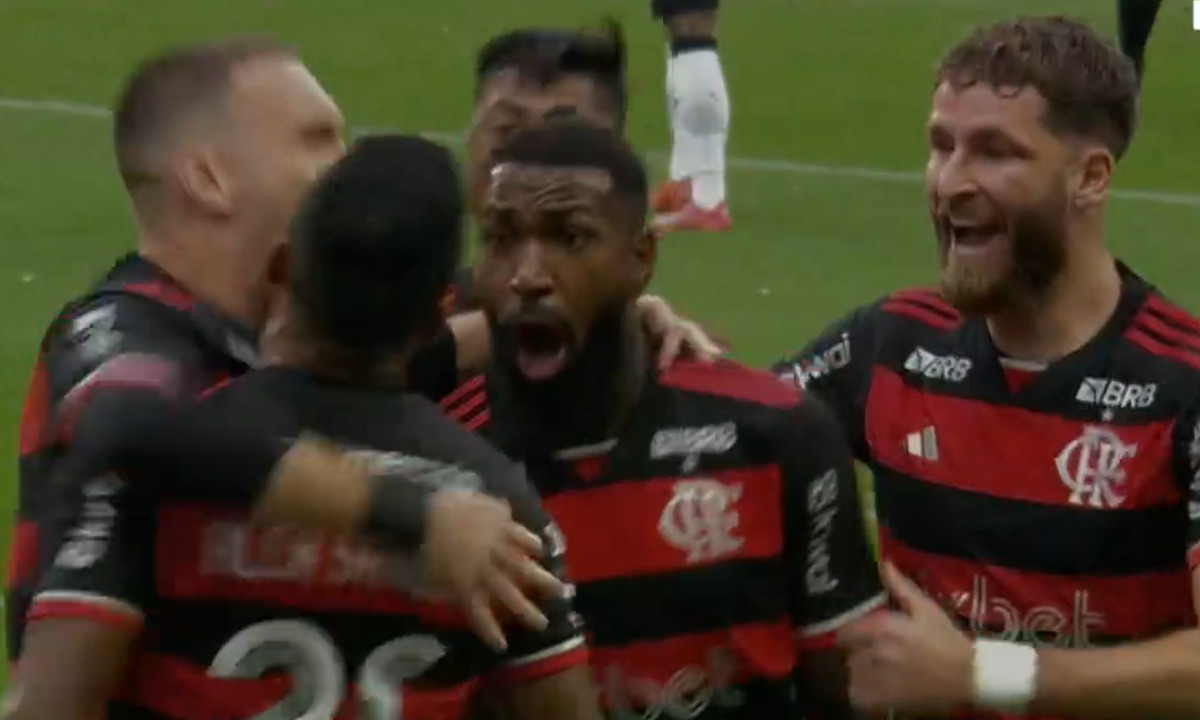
[
  {"left": 658, "top": 359, "right": 798, "bottom": 408},
  {"left": 1126, "top": 293, "right": 1200, "bottom": 373},
  {"left": 880, "top": 286, "right": 962, "bottom": 331}
]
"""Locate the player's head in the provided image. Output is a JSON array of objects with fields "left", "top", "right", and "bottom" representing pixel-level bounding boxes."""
[
  {"left": 114, "top": 37, "right": 346, "bottom": 326},
  {"left": 284, "top": 134, "right": 463, "bottom": 376},
  {"left": 926, "top": 16, "right": 1138, "bottom": 315},
  {"left": 466, "top": 23, "right": 628, "bottom": 217},
  {"left": 476, "top": 119, "right": 653, "bottom": 383}
]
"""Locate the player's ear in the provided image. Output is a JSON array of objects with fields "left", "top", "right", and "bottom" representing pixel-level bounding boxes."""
[
  {"left": 174, "top": 146, "right": 234, "bottom": 217},
  {"left": 629, "top": 224, "right": 657, "bottom": 294},
  {"left": 1071, "top": 144, "right": 1113, "bottom": 210}
]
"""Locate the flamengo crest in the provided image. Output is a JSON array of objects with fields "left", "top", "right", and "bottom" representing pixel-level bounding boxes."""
[
  {"left": 658, "top": 478, "right": 744, "bottom": 563},
  {"left": 1055, "top": 427, "right": 1137, "bottom": 509}
]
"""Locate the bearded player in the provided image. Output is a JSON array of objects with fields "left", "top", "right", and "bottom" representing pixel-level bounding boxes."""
[
  {"left": 446, "top": 119, "right": 883, "bottom": 719},
  {"left": 774, "top": 16, "right": 1200, "bottom": 718}
]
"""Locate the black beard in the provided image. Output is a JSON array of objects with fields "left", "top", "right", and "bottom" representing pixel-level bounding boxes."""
[{"left": 487, "top": 304, "right": 646, "bottom": 458}]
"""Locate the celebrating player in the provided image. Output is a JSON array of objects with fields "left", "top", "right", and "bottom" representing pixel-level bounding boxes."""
[
  {"left": 774, "top": 17, "right": 1200, "bottom": 718},
  {"left": 7, "top": 37, "right": 573, "bottom": 658},
  {"left": 9, "top": 35, "right": 716, "bottom": 657},
  {"left": 10, "top": 135, "right": 602, "bottom": 720},
  {"left": 444, "top": 119, "right": 883, "bottom": 719},
  {"left": 649, "top": 0, "right": 732, "bottom": 232}
]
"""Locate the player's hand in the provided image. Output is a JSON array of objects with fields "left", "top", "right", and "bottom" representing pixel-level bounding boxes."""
[
  {"left": 838, "top": 563, "right": 975, "bottom": 716},
  {"left": 421, "top": 491, "right": 564, "bottom": 651},
  {"left": 635, "top": 294, "right": 725, "bottom": 368}
]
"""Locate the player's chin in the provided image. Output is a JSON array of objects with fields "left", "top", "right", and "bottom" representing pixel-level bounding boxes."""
[{"left": 508, "top": 316, "right": 578, "bottom": 383}]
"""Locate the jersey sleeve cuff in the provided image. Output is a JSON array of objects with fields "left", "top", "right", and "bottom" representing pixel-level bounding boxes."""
[
  {"left": 28, "top": 590, "right": 144, "bottom": 632},
  {"left": 487, "top": 635, "right": 589, "bottom": 686},
  {"left": 796, "top": 593, "right": 887, "bottom": 649}
]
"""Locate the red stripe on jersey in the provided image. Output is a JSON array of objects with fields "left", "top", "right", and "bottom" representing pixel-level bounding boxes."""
[
  {"left": 488, "top": 639, "right": 590, "bottom": 686},
  {"left": 440, "top": 374, "right": 485, "bottom": 410},
  {"left": 56, "top": 353, "right": 182, "bottom": 443},
  {"left": 1126, "top": 328, "right": 1200, "bottom": 372},
  {"left": 1187, "top": 541, "right": 1200, "bottom": 571},
  {"left": 154, "top": 504, "right": 471, "bottom": 628},
  {"left": 867, "top": 366, "right": 1182, "bottom": 508},
  {"left": 122, "top": 281, "right": 196, "bottom": 311},
  {"left": 26, "top": 596, "right": 144, "bottom": 632},
  {"left": 119, "top": 653, "right": 475, "bottom": 720},
  {"left": 449, "top": 390, "right": 487, "bottom": 424},
  {"left": 18, "top": 358, "right": 50, "bottom": 456},
  {"left": 1142, "top": 296, "right": 1200, "bottom": 342},
  {"left": 658, "top": 361, "right": 798, "bottom": 409},
  {"left": 588, "top": 620, "right": 795, "bottom": 696},
  {"left": 888, "top": 288, "right": 961, "bottom": 320},
  {"left": 880, "top": 300, "right": 959, "bottom": 330},
  {"left": 1137, "top": 310, "right": 1200, "bottom": 355},
  {"left": 880, "top": 528, "right": 1195, "bottom": 642},
  {"left": 542, "top": 466, "right": 782, "bottom": 584},
  {"left": 6, "top": 520, "right": 38, "bottom": 587},
  {"left": 465, "top": 410, "right": 490, "bottom": 432},
  {"left": 196, "top": 373, "right": 234, "bottom": 400}
]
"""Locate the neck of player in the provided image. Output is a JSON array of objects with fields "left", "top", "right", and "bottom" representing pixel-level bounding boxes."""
[
  {"left": 500, "top": 305, "right": 649, "bottom": 455},
  {"left": 264, "top": 311, "right": 412, "bottom": 388},
  {"left": 987, "top": 243, "right": 1122, "bottom": 364}
]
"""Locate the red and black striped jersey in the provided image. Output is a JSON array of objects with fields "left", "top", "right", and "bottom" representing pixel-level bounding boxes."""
[
  {"left": 442, "top": 360, "right": 885, "bottom": 719},
  {"left": 28, "top": 366, "right": 588, "bottom": 720},
  {"left": 8, "top": 253, "right": 257, "bottom": 661},
  {"left": 773, "top": 264, "right": 1200, "bottom": 720}
]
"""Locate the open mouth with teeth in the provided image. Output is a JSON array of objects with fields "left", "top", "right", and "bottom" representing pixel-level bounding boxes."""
[
  {"left": 945, "top": 218, "right": 1006, "bottom": 252},
  {"left": 511, "top": 316, "right": 574, "bottom": 381}
]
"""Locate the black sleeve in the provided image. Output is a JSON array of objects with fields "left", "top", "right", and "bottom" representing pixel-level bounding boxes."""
[
  {"left": 779, "top": 394, "right": 885, "bottom": 649},
  {"left": 1173, "top": 397, "right": 1200, "bottom": 573},
  {"left": 409, "top": 326, "right": 461, "bottom": 402},
  {"left": 770, "top": 300, "right": 884, "bottom": 460},
  {"left": 27, "top": 470, "right": 152, "bottom": 631}
]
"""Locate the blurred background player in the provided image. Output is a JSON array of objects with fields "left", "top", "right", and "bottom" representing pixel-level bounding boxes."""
[
  {"left": 1117, "top": 0, "right": 1163, "bottom": 82},
  {"left": 650, "top": 0, "right": 732, "bottom": 233},
  {"left": 10, "top": 135, "right": 601, "bottom": 720}
]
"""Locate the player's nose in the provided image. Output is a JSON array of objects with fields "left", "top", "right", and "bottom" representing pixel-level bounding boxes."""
[
  {"left": 930, "top": 151, "right": 979, "bottom": 202},
  {"left": 508, "top": 240, "right": 555, "bottom": 299}
]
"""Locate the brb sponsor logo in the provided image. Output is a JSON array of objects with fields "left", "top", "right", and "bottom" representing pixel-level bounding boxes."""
[
  {"left": 1075, "top": 377, "right": 1157, "bottom": 410},
  {"left": 902, "top": 347, "right": 971, "bottom": 382},
  {"left": 941, "top": 575, "right": 1104, "bottom": 648},
  {"left": 597, "top": 647, "right": 745, "bottom": 720}
]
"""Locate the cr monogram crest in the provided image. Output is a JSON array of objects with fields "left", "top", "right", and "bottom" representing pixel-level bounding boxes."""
[{"left": 658, "top": 479, "right": 744, "bottom": 563}]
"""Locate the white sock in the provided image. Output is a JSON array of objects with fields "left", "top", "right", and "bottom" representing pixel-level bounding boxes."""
[{"left": 666, "top": 46, "right": 729, "bottom": 209}]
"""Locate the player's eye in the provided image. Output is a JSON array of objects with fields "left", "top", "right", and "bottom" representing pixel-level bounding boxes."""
[{"left": 563, "top": 225, "right": 596, "bottom": 250}]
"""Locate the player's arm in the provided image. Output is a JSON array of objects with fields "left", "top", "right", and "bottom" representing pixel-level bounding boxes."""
[
  {"left": 1000, "top": 401, "right": 1200, "bottom": 719},
  {"left": 781, "top": 393, "right": 887, "bottom": 719},
  {"left": 771, "top": 301, "right": 883, "bottom": 460},
  {"left": 480, "top": 465, "right": 600, "bottom": 720},
  {"left": 6, "top": 472, "right": 148, "bottom": 720}
]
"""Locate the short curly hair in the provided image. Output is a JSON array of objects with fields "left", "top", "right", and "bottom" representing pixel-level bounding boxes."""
[{"left": 934, "top": 16, "right": 1139, "bottom": 160}]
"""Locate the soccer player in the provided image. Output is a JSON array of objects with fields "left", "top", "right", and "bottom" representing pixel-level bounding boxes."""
[
  {"left": 650, "top": 0, "right": 732, "bottom": 233},
  {"left": 1118, "top": 0, "right": 1162, "bottom": 82},
  {"left": 10, "top": 135, "right": 601, "bottom": 720},
  {"left": 9, "top": 36, "right": 711, "bottom": 657},
  {"left": 773, "top": 17, "right": 1200, "bottom": 718},
  {"left": 444, "top": 119, "right": 884, "bottom": 719}
]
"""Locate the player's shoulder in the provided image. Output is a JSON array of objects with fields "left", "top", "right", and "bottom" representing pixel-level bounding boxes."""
[
  {"left": 876, "top": 286, "right": 963, "bottom": 333},
  {"left": 440, "top": 373, "right": 490, "bottom": 430},
  {"left": 658, "top": 358, "right": 800, "bottom": 410},
  {"left": 1121, "top": 287, "right": 1200, "bottom": 380}
]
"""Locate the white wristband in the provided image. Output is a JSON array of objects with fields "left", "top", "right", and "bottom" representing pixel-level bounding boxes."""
[{"left": 973, "top": 639, "right": 1038, "bottom": 713}]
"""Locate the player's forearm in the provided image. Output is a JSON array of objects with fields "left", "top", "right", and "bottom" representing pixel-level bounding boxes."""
[
  {"left": 66, "top": 388, "right": 434, "bottom": 546},
  {"left": 1029, "top": 630, "right": 1200, "bottom": 719},
  {"left": 446, "top": 310, "right": 493, "bottom": 373}
]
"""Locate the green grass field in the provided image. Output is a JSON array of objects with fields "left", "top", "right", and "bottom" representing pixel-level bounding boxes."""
[{"left": 1, "top": 0, "right": 1199, "bottom": 688}]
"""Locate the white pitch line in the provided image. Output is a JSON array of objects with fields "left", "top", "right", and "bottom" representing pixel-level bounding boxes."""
[{"left": 4, "top": 94, "right": 1200, "bottom": 208}]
